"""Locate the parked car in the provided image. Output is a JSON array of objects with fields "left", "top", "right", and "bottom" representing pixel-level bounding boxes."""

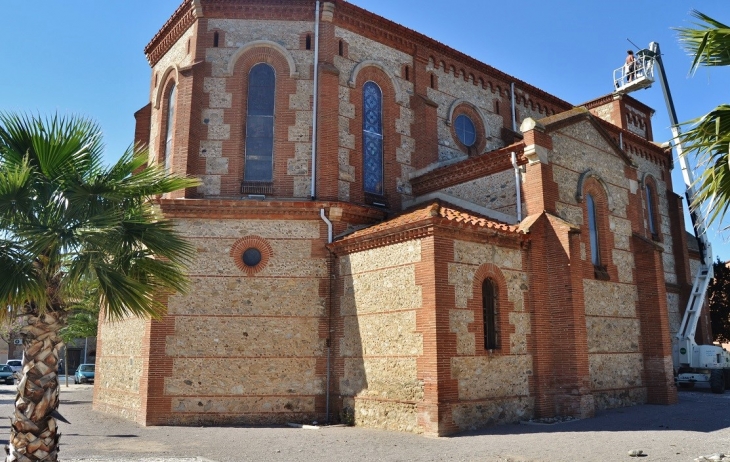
[
  {"left": 74, "top": 364, "right": 95, "bottom": 384},
  {"left": 0, "top": 365, "right": 14, "bottom": 385},
  {"left": 6, "top": 360, "right": 22, "bottom": 374}
]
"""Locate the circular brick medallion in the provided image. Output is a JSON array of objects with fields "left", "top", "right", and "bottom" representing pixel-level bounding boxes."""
[{"left": 230, "top": 236, "right": 272, "bottom": 275}]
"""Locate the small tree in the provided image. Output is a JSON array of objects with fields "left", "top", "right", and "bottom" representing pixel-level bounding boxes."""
[{"left": 708, "top": 258, "right": 730, "bottom": 343}]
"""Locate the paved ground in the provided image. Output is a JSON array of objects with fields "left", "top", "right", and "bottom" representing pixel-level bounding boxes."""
[{"left": 0, "top": 379, "right": 728, "bottom": 461}]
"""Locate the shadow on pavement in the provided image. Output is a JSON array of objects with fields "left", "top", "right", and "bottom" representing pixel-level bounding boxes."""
[{"left": 453, "top": 389, "right": 730, "bottom": 438}]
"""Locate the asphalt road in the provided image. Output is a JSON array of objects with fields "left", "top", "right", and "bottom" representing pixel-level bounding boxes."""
[{"left": 0, "top": 379, "right": 728, "bottom": 461}]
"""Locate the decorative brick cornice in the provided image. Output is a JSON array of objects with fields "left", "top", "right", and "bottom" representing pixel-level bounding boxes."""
[
  {"left": 595, "top": 119, "right": 671, "bottom": 168},
  {"left": 329, "top": 223, "right": 436, "bottom": 255},
  {"left": 334, "top": 1, "right": 573, "bottom": 112},
  {"left": 145, "top": 0, "right": 199, "bottom": 66},
  {"left": 410, "top": 144, "right": 526, "bottom": 197},
  {"left": 196, "top": 0, "right": 314, "bottom": 22},
  {"left": 157, "top": 198, "right": 386, "bottom": 223},
  {"left": 582, "top": 93, "right": 655, "bottom": 116}
]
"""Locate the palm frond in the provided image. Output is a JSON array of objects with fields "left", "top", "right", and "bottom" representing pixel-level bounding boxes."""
[
  {"left": 95, "top": 263, "right": 167, "bottom": 321},
  {"left": 676, "top": 10, "right": 730, "bottom": 74},
  {"left": 0, "top": 156, "right": 36, "bottom": 221},
  {"left": 680, "top": 105, "right": 730, "bottom": 228},
  {"left": 0, "top": 241, "right": 46, "bottom": 314}
]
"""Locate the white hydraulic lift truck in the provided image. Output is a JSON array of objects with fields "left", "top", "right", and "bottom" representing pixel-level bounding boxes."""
[{"left": 614, "top": 42, "right": 730, "bottom": 393}]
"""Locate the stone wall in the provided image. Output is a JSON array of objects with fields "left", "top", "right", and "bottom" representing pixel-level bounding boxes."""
[
  {"left": 547, "top": 120, "right": 647, "bottom": 410},
  {"left": 447, "top": 240, "right": 533, "bottom": 430},
  {"left": 199, "top": 19, "right": 315, "bottom": 197},
  {"left": 440, "top": 170, "right": 518, "bottom": 217},
  {"left": 633, "top": 156, "right": 676, "bottom": 284},
  {"left": 93, "top": 316, "right": 147, "bottom": 422},
  {"left": 338, "top": 240, "right": 424, "bottom": 433},
  {"left": 334, "top": 26, "right": 415, "bottom": 206},
  {"left": 149, "top": 24, "right": 198, "bottom": 168},
  {"left": 158, "top": 217, "right": 327, "bottom": 425},
  {"left": 583, "top": 279, "right": 645, "bottom": 409}
]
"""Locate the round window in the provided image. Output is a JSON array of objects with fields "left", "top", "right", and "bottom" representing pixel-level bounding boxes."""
[
  {"left": 454, "top": 114, "right": 476, "bottom": 147},
  {"left": 242, "top": 248, "right": 262, "bottom": 267}
]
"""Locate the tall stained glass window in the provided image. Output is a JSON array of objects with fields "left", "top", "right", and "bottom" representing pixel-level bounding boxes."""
[
  {"left": 244, "top": 63, "right": 276, "bottom": 182},
  {"left": 363, "top": 81, "right": 383, "bottom": 195},
  {"left": 164, "top": 84, "right": 176, "bottom": 171}
]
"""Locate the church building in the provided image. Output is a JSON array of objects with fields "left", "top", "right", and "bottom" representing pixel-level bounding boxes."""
[{"left": 93, "top": 0, "right": 703, "bottom": 435}]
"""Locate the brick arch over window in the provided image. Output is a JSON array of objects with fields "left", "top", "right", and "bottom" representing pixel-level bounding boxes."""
[
  {"left": 641, "top": 173, "right": 662, "bottom": 241},
  {"left": 226, "top": 40, "right": 299, "bottom": 78},
  {"left": 575, "top": 169, "right": 614, "bottom": 212},
  {"left": 578, "top": 174, "right": 615, "bottom": 280},
  {"left": 446, "top": 99, "right": 488, "bottom": 155},
  {"left": 469, "top": 263, "right": 515, "bottom": 353},
  {"left": 223, "top": 46, "right": 299, "bottom": 197},
  {"left": 153, "top": 65, "right": 180, "bottom": 110},
  {"left": 348, "top": 60, "right": 406, "bottom": 104}
]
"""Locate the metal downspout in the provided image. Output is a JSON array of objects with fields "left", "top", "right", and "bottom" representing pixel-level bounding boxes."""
[
  {"left": 320, "top": 209, "right": 333, "bottom": 423},
  {"left": 310, "top": 1, "right": 321, "bottom": 199},
  {"left": 511, "top": 82, "right": 517, "bottom": 132},
  {"left": 511, "top": 151, "right": 522, "bottom": 222}
]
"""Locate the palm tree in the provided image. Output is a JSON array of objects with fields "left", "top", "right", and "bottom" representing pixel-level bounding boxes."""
[
  {"left": 676, "top": 10, "right": 730, "bottom": 229},
  {"left": 0, "top": 113, "right": 199, "bottom": 461}
]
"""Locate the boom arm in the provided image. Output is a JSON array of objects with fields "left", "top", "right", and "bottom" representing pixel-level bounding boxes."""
[{"left": 649, "top": 42, "right": 714, "bottom": 365}]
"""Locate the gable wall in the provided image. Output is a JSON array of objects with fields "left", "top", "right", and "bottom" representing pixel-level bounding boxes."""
[{"left": 545, "top": 121, "right": 648, "bottom": 409}]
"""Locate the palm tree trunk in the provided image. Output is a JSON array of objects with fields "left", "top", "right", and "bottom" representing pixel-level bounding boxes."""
[{"left": 6, "top": 311, "right": 64, "bottom": 462}]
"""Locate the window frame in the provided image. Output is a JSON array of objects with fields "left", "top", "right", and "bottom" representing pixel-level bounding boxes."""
[
  {"left": 482, "top": 278, "right": 499, "bottom": 350},
  {"left": 454, "top": 114, "right": 476, "bottom": 147},
  {"left": 645, "top": 182, "right": 659, "bottom": 240},
  {"left": 586, "top": 193, "right": 600, "bottom": 266},
  {"left": 244, "top": 62, "right": 276, "bottom": 184},
  {"left": 163, "top": 83, "right": 177, "bottom": 172},
  {"left": 362, "top": 80, "right": 384, "bottom": 196}
]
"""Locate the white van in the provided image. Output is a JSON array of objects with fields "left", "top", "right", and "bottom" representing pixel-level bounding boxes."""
[{"left": 6, "top": 360, "right": 21, "bottom": 373}]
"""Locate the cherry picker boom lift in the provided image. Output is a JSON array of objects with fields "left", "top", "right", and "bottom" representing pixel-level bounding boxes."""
[{"left": 613, "top": 42, "right": 730, "bottom": 393}]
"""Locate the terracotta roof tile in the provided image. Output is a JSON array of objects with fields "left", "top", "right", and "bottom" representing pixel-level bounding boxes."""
[{"left": 338, "top": 201, "right": 519, "bottom": 242}]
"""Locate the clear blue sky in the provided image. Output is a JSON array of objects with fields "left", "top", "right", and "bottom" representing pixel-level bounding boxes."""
[{"left": 1, "top": 0, "right": 728, "bottom": 261}]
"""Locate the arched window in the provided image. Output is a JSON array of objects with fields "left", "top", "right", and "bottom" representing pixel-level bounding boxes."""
[
  {"left": 587, "top": 193, "right": 600, "bottom": 266},
  {"left": 244, "top": 63, "right": 276, "bottom": 182},
  {"left": 482, "top": 279, "right": 499, "bottom": 350},
  {"left": 645, "top": 183, "right": 658, "bottom": 239},
  {"left": 163, "top": 84, "right": 176, "bottom": 172},
  {"left": 362, "top": 81, "right": 383, "bottom": 195}
]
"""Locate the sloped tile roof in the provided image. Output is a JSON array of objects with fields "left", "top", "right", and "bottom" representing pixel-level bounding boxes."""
[{"left": 338, "top": 201, "right": 519, "bottom": 243}]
